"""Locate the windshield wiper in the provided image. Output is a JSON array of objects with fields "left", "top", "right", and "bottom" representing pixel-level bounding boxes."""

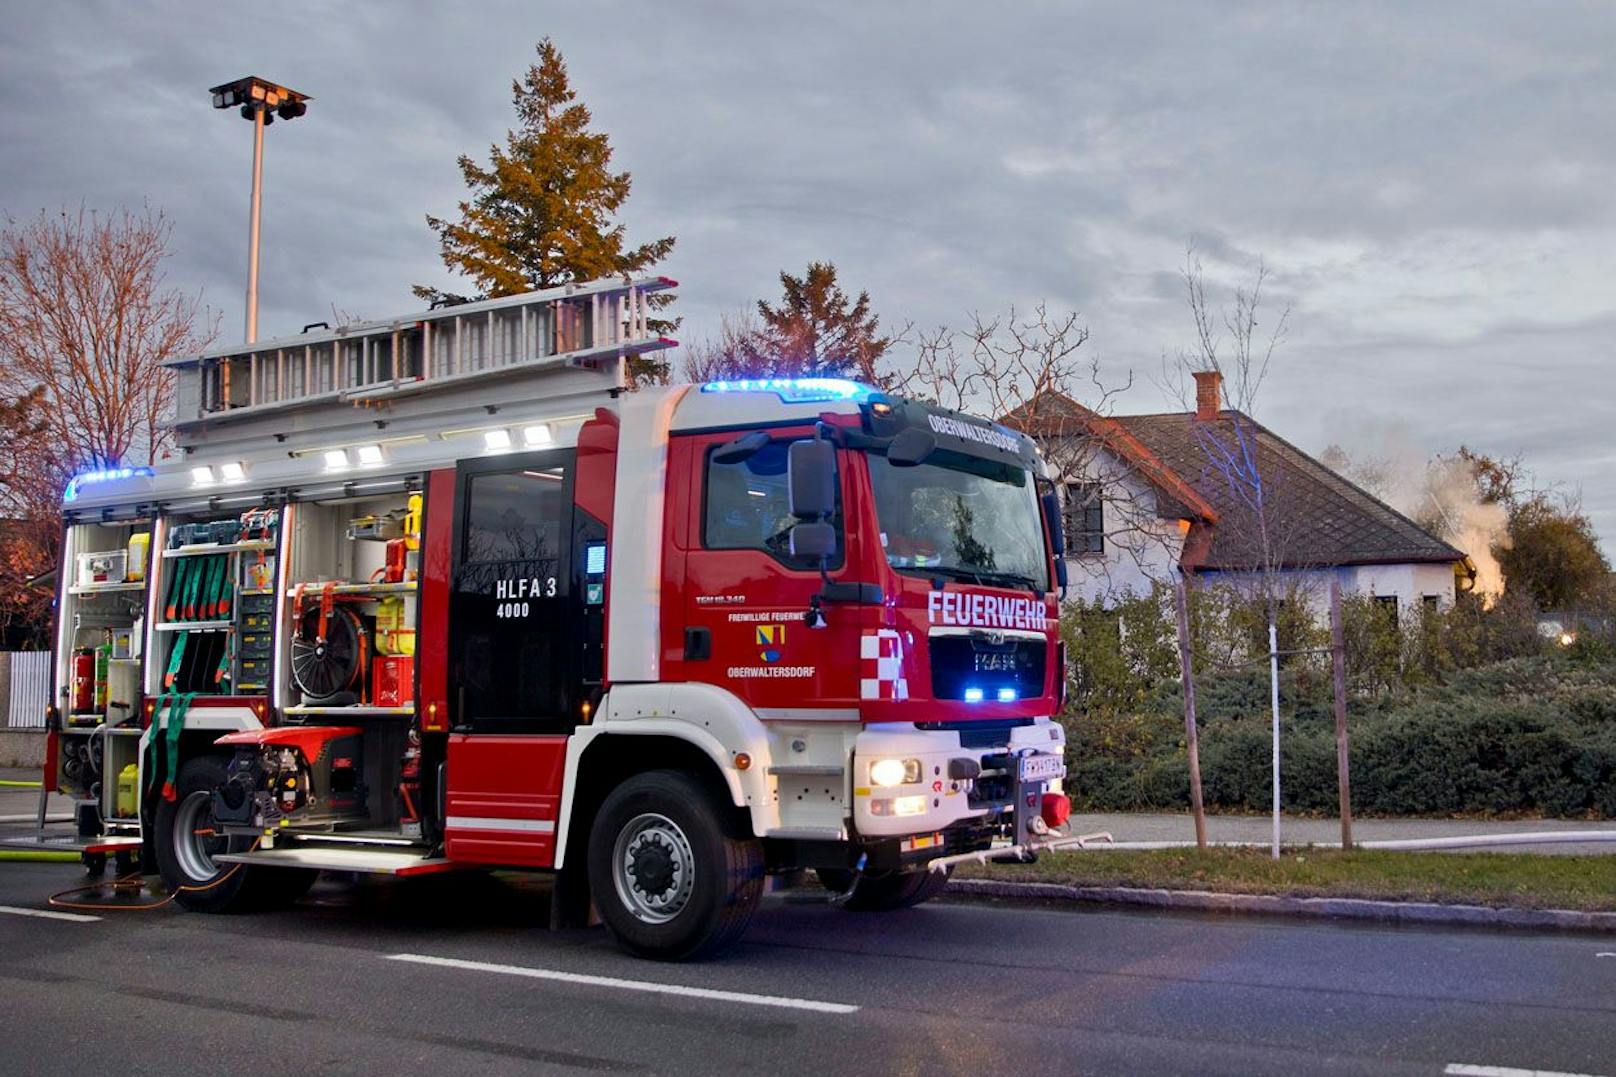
[
  {"left": 969, "top": 569, "right": 1044, "bottom": 595},
  {"left": 906, "top": 564, "right": 1043, "bottom": 595}
]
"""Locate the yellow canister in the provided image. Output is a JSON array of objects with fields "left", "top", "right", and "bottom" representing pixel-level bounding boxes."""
[
  {"left": 116, "top": 764, "right": 139, "bottom": 818},
  {"left": 126, "top": 533, "right": 151, "bottom": 582}
]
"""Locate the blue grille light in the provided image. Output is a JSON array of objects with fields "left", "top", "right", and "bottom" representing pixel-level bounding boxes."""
[
  {"left": 701, "top": 378, "right": 872, "bottom": 404},
  {"left": 997, "top": 688, "right": 1018, "bottom": 703},
  {"left": 963, "top": 687, "right": 985, "bottom": 703},
  {"left": 64, "top": 466, "right": 154, "bottom": 502}
]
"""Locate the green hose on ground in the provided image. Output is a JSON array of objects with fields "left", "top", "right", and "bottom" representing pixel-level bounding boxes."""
[{"left": 0, "top": 851, "right": 80, "bottom": 862}]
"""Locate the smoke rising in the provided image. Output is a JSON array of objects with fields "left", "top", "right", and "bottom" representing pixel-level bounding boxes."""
[{"left": 1319, "top": 415, "right": 1510, "bottom": 599}]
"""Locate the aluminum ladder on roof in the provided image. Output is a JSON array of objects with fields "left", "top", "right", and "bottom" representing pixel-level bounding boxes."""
[{"left": 165, "top": 275, "right": 676, "bottom": 452}]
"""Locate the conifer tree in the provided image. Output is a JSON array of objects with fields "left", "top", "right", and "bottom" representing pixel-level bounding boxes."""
[
  {"left": 753, "top": 262, "right": 889, "bottom": 381},
  {"left": 416, "top": 39, "right": 676, "bottom": 377}
]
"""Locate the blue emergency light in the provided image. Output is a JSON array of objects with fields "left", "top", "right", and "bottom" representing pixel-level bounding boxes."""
[
  {"left": 64, "top": 466, "right": 154, "bottom": 502},
  {"left": 701, "top": 378, "right": 873, "bottom": 404}
]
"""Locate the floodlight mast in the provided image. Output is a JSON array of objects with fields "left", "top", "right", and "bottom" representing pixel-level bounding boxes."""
[{"left": 208, "top": 76, "right": 311, "bottom": 344}]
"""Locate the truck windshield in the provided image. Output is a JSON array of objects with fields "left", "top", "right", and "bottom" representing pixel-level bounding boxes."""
[{"left": 867, "top": 451, "right": 1050, "bottom": 592}]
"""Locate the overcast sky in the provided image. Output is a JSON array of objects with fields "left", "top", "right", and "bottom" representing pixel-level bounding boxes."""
[{"left": 3, "top": 2, "right": 1613, "bottom": 551}]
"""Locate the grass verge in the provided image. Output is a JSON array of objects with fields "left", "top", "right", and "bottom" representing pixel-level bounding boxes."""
[{"left": 961, "top": 847, "right": 1616, "bottom": 912}]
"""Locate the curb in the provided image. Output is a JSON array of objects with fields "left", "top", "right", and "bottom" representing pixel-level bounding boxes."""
[{"left": 946, "top": 878, "right": 1616, "bottom": 934}]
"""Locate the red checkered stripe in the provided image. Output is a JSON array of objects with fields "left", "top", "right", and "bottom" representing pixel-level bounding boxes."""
[{"left": 859, "top": 629, "right": 909, "bottom": 701}]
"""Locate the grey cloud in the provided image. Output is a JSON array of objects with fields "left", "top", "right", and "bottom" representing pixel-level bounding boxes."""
[{"left": 2, "top": 0, "right": 1614, "bottom": 552}]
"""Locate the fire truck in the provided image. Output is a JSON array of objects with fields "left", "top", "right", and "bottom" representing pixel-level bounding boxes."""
[{"left": 24, "top": 275, "right": 1080, "bottom": 959}]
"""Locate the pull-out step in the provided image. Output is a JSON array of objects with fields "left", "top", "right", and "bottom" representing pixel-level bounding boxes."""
[
  {"left": 214, "top": 845, "right": 463, "bottom": 876},
  {"left": 0, "top": 832, "right": 142, "bottom": 855}
]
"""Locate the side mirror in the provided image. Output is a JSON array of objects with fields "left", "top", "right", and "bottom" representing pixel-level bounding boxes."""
[
  {"left": 1041, "top": 489, "right": 1066, "bottom": 558},
  {"left": 788, "top": 439, "right": 837, "bottom": 519},
  {"left": 712, "top": 430, "right": 769, "bottom": 465},
  {"left": 886, "top": 428, "right": 935, "bottom": 468},
  {"left": 790, "top": 520, "right": 837, "bottom": 560}
]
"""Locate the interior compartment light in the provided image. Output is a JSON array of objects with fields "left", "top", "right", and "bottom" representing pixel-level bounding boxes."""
[
  {"left": 355, "top": 444, "right": 385, "bottom": 467},
  {"left": 522, "top": 424, "right": 553, "bottom": 447},
  {"left": 323, "top": 449, "right": 350, "bottom": 471},
  {"left": 484, "top": 429, "right": 512, "bottom": 452},
  {"left": 190, "top": 465, "right": 216, "bottom": 487},
  {"left": 700, "top": 377, "right": 873, "bottom": 404},
  {"left": 996, "top": 688, "right": 1018, "bottom": 703},
  {"left": 963, "top": 687, "right": 985, "bottom": 703},
  {"left": 220, "top": 462, "right": 247, "bottom": 483}
]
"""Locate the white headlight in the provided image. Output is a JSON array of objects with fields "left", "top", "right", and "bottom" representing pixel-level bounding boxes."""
[{"left": 870, "top": 758, "right": 920, "bottom": 787}]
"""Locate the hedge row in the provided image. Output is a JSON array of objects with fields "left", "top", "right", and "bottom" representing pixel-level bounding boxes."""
[{"left": 1063, "top": 650, "right": 1616, "bottom": 818}]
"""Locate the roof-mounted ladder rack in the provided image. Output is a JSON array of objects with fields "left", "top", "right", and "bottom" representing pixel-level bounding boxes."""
[{"left": 166, "top": 275, "right": 676, "bottom": 449}]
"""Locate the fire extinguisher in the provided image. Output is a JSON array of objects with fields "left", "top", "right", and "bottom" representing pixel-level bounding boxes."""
[{"left": 71, "top": 648, "right": 96, "bottom": 715}]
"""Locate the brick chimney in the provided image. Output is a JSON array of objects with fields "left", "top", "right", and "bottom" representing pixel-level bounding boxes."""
[{"left": 1192, "top": 369, "right": 1222, "bottom": 421}]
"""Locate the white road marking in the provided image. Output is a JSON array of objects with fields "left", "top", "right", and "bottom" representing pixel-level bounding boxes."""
[
  {"left": 1445, "top": 1064, "right": 1608, "bottom": 1077},
  {"left": 386, "top": 953, "right": 859, "bottom": 1014},
  {"left": 1597, "top": 952, "right": 1616, "bottom": 958},
  {"left": 0, "top": 904, "right": 100, "bottom": 923}
]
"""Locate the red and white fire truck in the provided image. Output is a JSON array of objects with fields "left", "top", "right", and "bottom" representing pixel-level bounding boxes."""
[{"left": 26, "top": 275, "right": 1078, "bottom": 959}]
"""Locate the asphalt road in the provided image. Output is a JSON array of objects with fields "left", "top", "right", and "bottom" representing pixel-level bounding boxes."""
[{"left": 1, "top": 861, "right": 1613, "bottom": 1076}]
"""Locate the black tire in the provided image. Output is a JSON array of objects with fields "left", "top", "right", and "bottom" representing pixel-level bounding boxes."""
[
  {"left": 586, "top": 770, "right": 763, "bottom": 961},
  {"left": 153, "top": 755, "right": 318, "bottom": 912},
  {"left": 818, "top": 867, "right": 952, "bottom": 911}
]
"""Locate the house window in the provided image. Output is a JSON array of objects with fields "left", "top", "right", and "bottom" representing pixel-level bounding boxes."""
[
  {"left": 1375, "top": 594, "right": 1399, "bottom": 628},
  {"left": 1063, "top": 481, "right": 1104, "bottom": 555},
  {"left": 1422, "top": 595, "right": 1440, "bottom": 614}
]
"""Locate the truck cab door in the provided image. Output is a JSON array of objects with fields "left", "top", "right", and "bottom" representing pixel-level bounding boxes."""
[
  {"left": 677, "top": 430, "right": 865, "bottom": 712},
  {"left": 442, "top": 450, "right": 581, "bottom": 866}
]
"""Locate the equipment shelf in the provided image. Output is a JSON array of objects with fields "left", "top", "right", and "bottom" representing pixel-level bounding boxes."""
[
  {"left": 284, "top": 704, "right": 414, "bottom": 717},
  {"left": 68, "top": 581, "right": 146, "bottom": 595},
  {"left": 284, "top": 580, "right": 417, "bottom": 597},
  {"left": 154, "top": 620, "right": 235, "bottom": 632},
  {"left": 162, "top": 539, "right": 276, "bottom": 559}
]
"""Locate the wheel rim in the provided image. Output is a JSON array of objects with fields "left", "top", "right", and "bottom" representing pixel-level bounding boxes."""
[
  {"left": 172, "top": 790, "right": 229, "bottom": 882},
  {"left": 612, "top": 812, "right": 696, "bottom": 925}
]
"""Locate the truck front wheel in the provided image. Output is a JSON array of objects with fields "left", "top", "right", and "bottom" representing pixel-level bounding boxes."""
[{"left": 586, "top": 770, "right": 763, "bottom": 961}]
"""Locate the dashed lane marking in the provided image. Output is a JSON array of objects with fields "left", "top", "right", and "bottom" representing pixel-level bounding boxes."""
[
  {"left": 386, "top": 953, "right": 859, "bottom": 1015},
  {"left": 0, "top": 905, "right": 100, "bottom": 923},
  {"left": 1445, "top": 1064, "right": 1609, "bottom": 1077}
]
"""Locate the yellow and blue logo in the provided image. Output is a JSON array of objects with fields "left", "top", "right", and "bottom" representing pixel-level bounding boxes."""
[{"left": 757, "top": 624, "right": 786, "bottom": 663}]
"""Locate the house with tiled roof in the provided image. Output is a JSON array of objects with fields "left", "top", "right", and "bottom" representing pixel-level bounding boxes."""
[{"left": 1003, "top": 372, "right": 1471, "bottom": 614}]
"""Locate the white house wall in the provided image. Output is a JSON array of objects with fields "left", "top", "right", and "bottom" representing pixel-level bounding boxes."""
[{"left": 1061, "top": 452, "right": 1185, "bottom": 604}]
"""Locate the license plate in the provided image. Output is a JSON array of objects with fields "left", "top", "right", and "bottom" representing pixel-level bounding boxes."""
[{"left": 1020, "top": 754, "right": 1065, "bottom": 782}]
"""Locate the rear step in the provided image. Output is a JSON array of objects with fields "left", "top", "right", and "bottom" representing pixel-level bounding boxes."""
[
  {"left": 214, "top": 846, "right": 463, "bottom": 876},
  {"left": 0, "top": 833, "right": 142, "bottom": 855}
]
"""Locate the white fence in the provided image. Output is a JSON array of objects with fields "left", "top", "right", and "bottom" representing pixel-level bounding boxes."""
[{"left": 4, "top": 651, "right": 50, "bottom": 729}]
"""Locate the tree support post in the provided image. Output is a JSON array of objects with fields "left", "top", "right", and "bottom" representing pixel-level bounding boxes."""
[{"left": 1330, "top": 579, "right": 1354, "bottom": 850}]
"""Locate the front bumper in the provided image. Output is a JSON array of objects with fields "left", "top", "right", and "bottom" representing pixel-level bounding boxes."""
[{"left": 851, "top": 719, "right": 1066, "bottom": 844}]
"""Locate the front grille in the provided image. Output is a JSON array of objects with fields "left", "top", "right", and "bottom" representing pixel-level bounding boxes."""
[{"left": 928, "top": 632, "right": 1046, "bottom": 701}]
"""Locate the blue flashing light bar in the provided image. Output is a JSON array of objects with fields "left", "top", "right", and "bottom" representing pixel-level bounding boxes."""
[
  {"left": 64, "top": 466, "right": 154, "bottom": 502},
  {"left": 997, "top": 688, "right": 1018, "bottom": 703},
  {"left": 700, "top": 377, "right": 873, "bottom": 404},
  {"left": 963, "top": 687, "right": 985, "bottom": 703}
]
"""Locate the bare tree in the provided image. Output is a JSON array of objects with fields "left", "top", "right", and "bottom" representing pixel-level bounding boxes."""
[
  {"left": 0, "top": 206, "right": 215, "bottom": 471},
  {"left": 0, "top": 205, "right": 215, "bottom": 644},
  {"left": 1165, "top": 245, "right": 1299, "bottom": 856},
  {"left": 888, "top": 306, "right": 1190, "bottom": 596}
]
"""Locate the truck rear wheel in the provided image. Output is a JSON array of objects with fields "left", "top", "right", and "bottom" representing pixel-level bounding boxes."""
[
  {"left": 153, "top": 755, "right": 316, "bottom": 912},
  {"left": 586, "top": 770, "right": 763, "bottom": 961},
  {"left": 819, "top": 867, "right": 952, "bottom": 911}
]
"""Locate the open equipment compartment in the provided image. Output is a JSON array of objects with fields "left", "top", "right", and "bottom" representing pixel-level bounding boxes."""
[
  {"left": 54, "top": 518, "right": 153, "bottom": 824},
  {"left": 274, "top": 479, "right": 424, "bottom": 837}
]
